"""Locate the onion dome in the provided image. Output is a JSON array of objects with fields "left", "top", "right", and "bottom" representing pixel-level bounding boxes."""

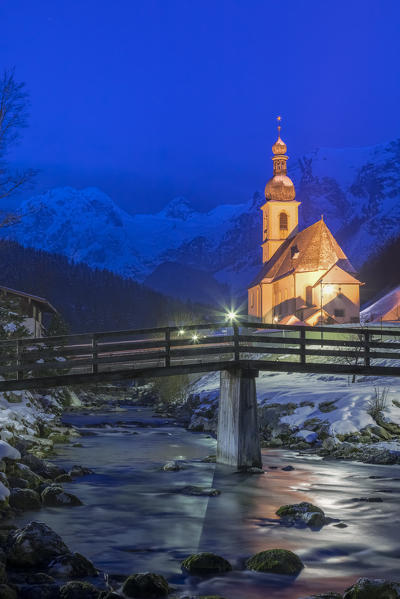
[{"left": 272, "top": 136, "right": 287, "bottom": 155}]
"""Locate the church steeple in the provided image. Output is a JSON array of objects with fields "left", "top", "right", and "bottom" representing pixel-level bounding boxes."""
[{"left": 261, "top": 117, "right": 300, "bottom": 263}]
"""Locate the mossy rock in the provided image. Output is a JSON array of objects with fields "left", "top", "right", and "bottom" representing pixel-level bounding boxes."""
[
  {"left": 246, "top": 549, "right": 304, "bottom": 575},
  {"left": 60, "top": 581, "right": 100, "bottom": 599},
  {"left": 276, "top": 502, "right": 324, "bottom": 517},
  {"left": 343, "top": 577, "right": 400, "bottom": 598},
  {"left": 181, "top": 552, "right": 232, "bottom": 576},
  {"left": 370, "top": 426, "right": 392, "bottom": 441},
  {"left": 9, "top": 488, "right": 41, "bottom": 511},
  {"left": 319, "top": 401, "right": 338, "bottom": 413},
  {"left": 122, "top": 573, "right": 169, "bottom": 598},
  {"left": 48, "top": 432, "right": 70, "bottom": 443}
]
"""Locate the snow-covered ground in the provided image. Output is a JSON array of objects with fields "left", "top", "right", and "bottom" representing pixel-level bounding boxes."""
[{"left": 189, "top": 367, "right": 400, "bottom": 445}]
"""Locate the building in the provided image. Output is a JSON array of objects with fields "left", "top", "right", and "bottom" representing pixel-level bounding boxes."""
[
  {"left": 361, "top": 285, "right": 400, "bottom": 324},
  {"left": 248, "top": 119, "right": 363, "bottom": 325},
  {"left": 0, "top": 286, "right": 58, "bottom": 337}
]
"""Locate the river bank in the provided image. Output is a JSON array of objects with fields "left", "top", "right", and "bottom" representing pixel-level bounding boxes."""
[{"left": 0, "top": 382, "right": 399, "bottom": 598}]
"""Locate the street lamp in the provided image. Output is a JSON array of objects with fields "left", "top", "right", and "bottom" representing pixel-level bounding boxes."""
[
  {"left": 226, "top": 310, "right": 238, "bottom": 322},
  {"left": 320, "top": 282, "right": 334, "bottom": 345}
]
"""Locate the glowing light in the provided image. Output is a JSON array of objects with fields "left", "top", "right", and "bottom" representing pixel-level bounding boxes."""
[
  {"left": 178, "top": 329, "right": 185, "bottom": 336},
  {"left": 324, "top": 285, "right": 334, "bottom": 294},
  {"left": 226, "top": 310, "right": 238, "bottom": 322},
  {"left": 273, "top": 316, "right": 279, "bottom": 323},
  {"left": 192, "top": 334, "right": 199, "bottom": 342}
]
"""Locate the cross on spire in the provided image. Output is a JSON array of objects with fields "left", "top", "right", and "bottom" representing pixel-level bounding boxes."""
[{"left": 277, "top": 115, "right": 282, "bottom": 136}]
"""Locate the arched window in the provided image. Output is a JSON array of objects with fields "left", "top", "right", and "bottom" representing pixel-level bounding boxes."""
[{"left": 279, "top": 211, "right": 288, "bottom": 231}]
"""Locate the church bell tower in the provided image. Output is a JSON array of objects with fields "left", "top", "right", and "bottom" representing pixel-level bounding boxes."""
[{"left": 261, "top": 117, "right": 300, "bottom": 263}]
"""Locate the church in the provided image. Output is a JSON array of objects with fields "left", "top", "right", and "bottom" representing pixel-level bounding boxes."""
[{"left": 248, "top": 119, "right": 363, "bottom": 326}]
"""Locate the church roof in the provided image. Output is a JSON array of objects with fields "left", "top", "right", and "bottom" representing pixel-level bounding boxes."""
[
  {"left": 313, "top": 264, "right": 363, "bottom": 287},
  {"left": 249, "top": 218, "right": 358, "bottom": 287}
]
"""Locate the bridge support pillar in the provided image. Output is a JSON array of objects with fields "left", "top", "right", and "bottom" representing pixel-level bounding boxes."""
[{"left": 217, "top": 368, "right": 261, "bottom": 469}]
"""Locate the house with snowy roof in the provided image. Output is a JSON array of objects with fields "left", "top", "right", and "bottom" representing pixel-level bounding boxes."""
[
  {"left": 0, "top": 286, "right": 58, "bottom": 337},
  {"left": 248, "top": 118, "right": 363, "bottom": 326},
  {"left": 361, "top": 286, "right": 400, "bottom": 324}
]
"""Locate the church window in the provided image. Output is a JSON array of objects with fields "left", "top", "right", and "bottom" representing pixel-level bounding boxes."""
[
  {"left": 279, "top": 212, "right": 288, "bottom": 231},
  {"left": 250, "top": 291, "right": 254, "bottom": 308},
  {"left": 334, "top": 308, "right": 345, "bottom": 317},
  {"left": 306, "top": 286, "right": 313, "bottom": 306}
]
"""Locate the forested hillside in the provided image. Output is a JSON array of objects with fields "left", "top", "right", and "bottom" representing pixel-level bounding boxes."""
[{"left": 0, "top": 240, "right": 201, "bottom": 333}]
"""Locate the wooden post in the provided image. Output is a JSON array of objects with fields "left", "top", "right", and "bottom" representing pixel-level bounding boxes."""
[
  {"left": 91, "top": 334, "right": 98, "bottom": 374},
  {"left": 233, "top": 322, "right": 240, "bottom": 362},
  {"left": 300, "top": 328, "right": 306, "bottom": 364},
  {"left": 217, "top": 368, "right": 262, "bottom": 469},
  {"left": 364, "top": 330, "right": 370, "bottom": 368},
  {"left": 165, "top": 328, "right": 171, "bottom": 368},
  {"left": 16, "top": 339, "right": 23, "bottom": 381}
]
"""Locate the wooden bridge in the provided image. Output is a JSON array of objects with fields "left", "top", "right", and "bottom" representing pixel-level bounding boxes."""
[{"left": 1, "top": 321, "right": 399, "bottom": 469}]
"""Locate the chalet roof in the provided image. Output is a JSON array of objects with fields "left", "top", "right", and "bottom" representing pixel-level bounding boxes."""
[
  {"left": 0, "top": 286, "right": 58, "bottom": 314},
  {"left": 249, "top": 219, "right": 359, "bottom": 288}
]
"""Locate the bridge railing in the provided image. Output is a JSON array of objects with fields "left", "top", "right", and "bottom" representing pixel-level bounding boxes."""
[{"left": 0, "top": 321, "right": 399, "bottom": 387}]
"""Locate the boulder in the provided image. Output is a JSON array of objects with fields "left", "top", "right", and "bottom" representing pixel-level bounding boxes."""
[
  {"left": 60, "top": 581, "right": 100, "bottom": 599},
  {"left": 47, "top": 552, "right": 97, "bottom": 578},
  {"left": 68, "top": 466, "right": 94, "bottom": 478},
  {"left": 181, "top": 552, "right": 232, "bottom": 576},
  {"left": 276, "top": 502, "right": 327, "bottom": 528},
  {"left": 343, "top": 577, "right": 400, "bottom": 598},
  {"left": 9, "top": 488, "right": 41, "bottom": 511},
  {"left": 54, "top": 474, "right": 73, "bottom": 484},
  {"left": 322, "top": 437, "right": 341, "bottom": 452},
  {"left": 162, "top": 461, "right": 182, "bottom": 472},
  {"left": 122, "top": 573, "right": 169, "bottom": 598},
  {"left": 20, "top": 455, "right": 65, "bottom": 480},
  {"left": 246, "top": 549, "right": 304, "bottom": 575},
  {"left": 41, "top": 486, "right": 82, "bottom": 507},
  {"left": 7, "top": 463, "right": 42, "bottom": 489},
  {"left": 6, "top": 522, "right": 69, "bottom": 568}
]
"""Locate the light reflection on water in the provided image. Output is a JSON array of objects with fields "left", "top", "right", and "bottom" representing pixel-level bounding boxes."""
[{"left": 15, "top": 407, "right": 400, "bottom": 598}]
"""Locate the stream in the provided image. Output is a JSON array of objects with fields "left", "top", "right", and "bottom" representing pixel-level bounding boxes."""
[{"left": 15, "top": 406, "right": 400, "bottom": 598}]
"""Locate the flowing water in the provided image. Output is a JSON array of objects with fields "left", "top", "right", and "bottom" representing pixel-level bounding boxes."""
[{"left": 15, "top": 406, "right": 400, "bottom": 598}]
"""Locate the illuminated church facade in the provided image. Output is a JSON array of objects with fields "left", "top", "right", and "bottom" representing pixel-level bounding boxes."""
[{"left": 248, "top": 119, "right": 363, "bottom": 326}]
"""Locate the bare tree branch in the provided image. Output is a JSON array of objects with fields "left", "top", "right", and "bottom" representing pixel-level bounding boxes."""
[{"left": 0, "top": 68, "right": 36, "bottom": 208}]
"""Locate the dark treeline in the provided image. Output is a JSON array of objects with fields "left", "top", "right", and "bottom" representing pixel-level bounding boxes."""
[
  {"left": 0, "top": 240, "right": 205, "bottom": 333},
  {"left": 359, "top": 233, "right": 400, "bottom": 306}
]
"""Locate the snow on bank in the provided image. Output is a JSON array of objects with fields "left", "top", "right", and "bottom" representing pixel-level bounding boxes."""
[{"left": 189, "top": 368, "right": 400, "bottom": 438}]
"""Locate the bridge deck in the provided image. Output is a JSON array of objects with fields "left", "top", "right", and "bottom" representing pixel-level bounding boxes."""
[{"left": 0, "top": 321, "right": 399, "bottom": 390}]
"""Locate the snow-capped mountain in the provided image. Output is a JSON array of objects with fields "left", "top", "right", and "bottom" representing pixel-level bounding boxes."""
[{"left": 3, "top": 138, "right": 400, "bottom": 300}]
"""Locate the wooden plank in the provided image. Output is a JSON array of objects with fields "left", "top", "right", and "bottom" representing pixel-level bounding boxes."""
[
  {"left": 369, "top": 351, "right": 400, "bottom": 360},
  {"left": 170, "top": 345, "right": 234, "bottom": 358},
  {"left": 239, "top": 345, "right": 300, "bottom": 356},
  {"left": 239, "top": 334, "right": 301, "bottom": 345}
]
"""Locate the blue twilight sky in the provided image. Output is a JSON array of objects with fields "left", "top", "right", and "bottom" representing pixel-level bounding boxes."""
[{"left": 1, "top": 0, "right": 400, "bottom": 213}]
